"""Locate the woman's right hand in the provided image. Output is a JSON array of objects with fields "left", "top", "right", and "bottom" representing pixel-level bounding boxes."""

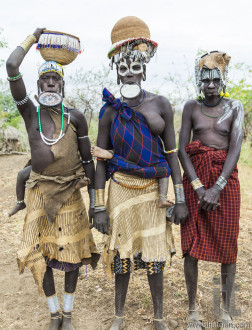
[
  {"left": 33, "top": 28, "right": 46, "bottom": 42},
  {"left": 196, "top": 186, "right": 206, "bottom": 202},
  {"left": 94, "top": 210, "right": 110, "bottom": 234}
]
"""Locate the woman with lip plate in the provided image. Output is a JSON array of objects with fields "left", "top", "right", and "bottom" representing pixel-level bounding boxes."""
[{"left": 92, "top": 16, "right": 188, "bottom": 330}]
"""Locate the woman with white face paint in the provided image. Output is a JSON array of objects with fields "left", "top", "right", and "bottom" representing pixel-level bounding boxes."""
[
  {"left": 179, "top": 51, "right": 244, "bottom": 330},
  {"left": 92, "top": 16, "right": 188, "bottom": 330}
]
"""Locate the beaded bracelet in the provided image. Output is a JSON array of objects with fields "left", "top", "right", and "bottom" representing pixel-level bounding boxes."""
[
  {"left": 82, "top": 159, "right": 94, "bottom": 164},
  {"left": 7, "top": 72, "right": 22, "bottom": 82},
  {"left": 163, "top": 148, "right": 178, "bottom": 154},
  {"left": 14, "top": 94, "right": 29, "bottom": 106}
]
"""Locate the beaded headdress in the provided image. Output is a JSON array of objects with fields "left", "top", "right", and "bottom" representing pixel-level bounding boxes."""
[
  {"left": 108, "top": 16, "right": 158, "bottom": 68},
  {"left": 195, "top": 51, "right": 231, "bottom": 96},
  {"left": 38, "top": 61, "right": 64, "bottom": 78}
]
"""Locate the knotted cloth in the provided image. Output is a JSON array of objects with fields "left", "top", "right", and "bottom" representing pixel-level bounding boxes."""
[{"left": 100, "top": 88, "right": 171, "bottom": 180}]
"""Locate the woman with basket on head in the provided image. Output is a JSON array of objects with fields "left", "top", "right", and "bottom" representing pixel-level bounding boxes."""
[
  {"left": 6, "top": 28, "right": 99, "bottom": 330},
  {"left": 93, "top": 17, "right": 188, "bottom": 330}
]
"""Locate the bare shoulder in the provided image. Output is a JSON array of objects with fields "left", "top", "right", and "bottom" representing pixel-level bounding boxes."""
[
  {"left": 99, "top": 104, "right": 116, "bottom": 124},
  {"left": 68, "top": 108, "right": 86, "bottom": 121},
  {"left": 225, "top": 98, "right": 243, "bottom": 111},
  {"left": 183, "top": 99, "right": 198, "bottom": 110},
  {"left": 147, "top": 92, "right": 173, "bottom": 113}
]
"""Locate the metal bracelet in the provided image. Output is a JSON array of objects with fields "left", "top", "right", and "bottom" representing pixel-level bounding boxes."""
[
  {"left": 174, "top": 184, "right": 186, "bottom": 204},
  {"left": 215, "top": 175, "right": 227, "bottom": 190},
  {"left": 94, "top": 206, "right": 106, "bottom": 213},
  {"left": 14, "top": 94, "right": 29, "bottom": 106},
  {"left": 88, "top": 189, "right": 95, "bottom": 209},
  {"left": 17, "top": 200, "right": 24, "bottom": 204},
  {"left": 82, "top": 158, "right": 94, "bottom": 164},
  {"left": 190, "top": 178, "right": 204, "bottom": 191},
  {"left": 95, "top": 189, "right": 105, "bottom": 207}
]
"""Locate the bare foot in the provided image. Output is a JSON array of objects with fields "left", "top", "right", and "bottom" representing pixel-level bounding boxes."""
[
  {"left": 187, "top": 309, "right": 204, "bottom": 330},
  {"left": 47, "top": 315, "right": 62, "bottom": 330},
  {"left": 153, "top": 320, "right": 169, "bottom": 330},
  {"left": 62, "top": 315, "right": 75, "bottom": 330},
  {"left": 109, "top": 317, "right": 125, "bottom": 330},
  {"left": 75, "top": 177, "right": 90, "bottom": 190},
  {"left": 90, "top": 146, "right": 113, "bottom": 159},
  {"left": 218, "top": 308, "right": 236, "bottom": 329},
  {"left": 9, "top": 202, "right": 26, "bottom": 217},
  {"left": 158, "top": 198, "right": 174, "bottom": 208}
]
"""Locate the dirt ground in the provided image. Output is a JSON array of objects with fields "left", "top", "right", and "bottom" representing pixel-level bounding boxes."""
[{"left": 0, "top": 154, "right": 251, "bottom": 330}]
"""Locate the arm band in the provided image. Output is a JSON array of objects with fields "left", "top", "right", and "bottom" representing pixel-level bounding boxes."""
[
  {"left": 19, "top": 34, "right": 36, "bottom": 52},
  {"left": 88, "top": 189, "right": 95, "bottom": 208}
]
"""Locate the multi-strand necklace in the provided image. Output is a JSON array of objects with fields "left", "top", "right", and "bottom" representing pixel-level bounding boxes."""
[{"left": 37, "top": 104, "right": 70, "bottom": 145}]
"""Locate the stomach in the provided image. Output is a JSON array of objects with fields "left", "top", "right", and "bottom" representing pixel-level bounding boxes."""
[{"left": 192, "top": 132, "right": 229, "bottom": 150}]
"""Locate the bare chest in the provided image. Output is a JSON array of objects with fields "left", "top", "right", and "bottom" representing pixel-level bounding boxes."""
[
  {"left": 135, "top": 103, "right": 165, "bottom": 136},
  {"left": 192, "top": 104, "right": 234, "bottom": 136}
]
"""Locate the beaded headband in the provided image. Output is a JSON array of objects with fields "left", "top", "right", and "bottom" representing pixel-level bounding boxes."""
[{"left": 38, "top": 61, "right": 64, "bottom": 78}]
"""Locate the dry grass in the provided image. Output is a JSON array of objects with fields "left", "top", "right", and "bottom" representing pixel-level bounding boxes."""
[{"left": 0, "top": 154, "right": 251, "bottom": 330}]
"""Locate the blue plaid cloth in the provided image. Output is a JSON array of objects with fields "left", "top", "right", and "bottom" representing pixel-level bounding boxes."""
[{"left": 100, "top": 88, "right": 171, "bottom": 180}]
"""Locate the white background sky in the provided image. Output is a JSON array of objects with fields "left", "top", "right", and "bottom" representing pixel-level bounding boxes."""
[{"left": 0, "top": 0, "right": 252, "bottom": 98}]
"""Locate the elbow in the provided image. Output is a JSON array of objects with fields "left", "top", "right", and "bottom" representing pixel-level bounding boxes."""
[{"left": 6, "top": 57, "right": 18, "bottom": 72}]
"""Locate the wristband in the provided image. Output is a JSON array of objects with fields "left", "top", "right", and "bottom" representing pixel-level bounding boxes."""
[{"left": 190, "top": 178, "right": 204, "bottom": 191}]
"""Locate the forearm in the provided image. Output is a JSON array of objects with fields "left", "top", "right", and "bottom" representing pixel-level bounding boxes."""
[
  {"left": 83, "top": 162, "right": 95, "bottom": 190},
  {"left": 166, "top": 153, "right": 183, "bottom": 185},
  {"left": 95, "top": 161, "right": 107, "bottom": 189},
  {"left": 178, "top": 149, "right": 199, "bottom": 183}
]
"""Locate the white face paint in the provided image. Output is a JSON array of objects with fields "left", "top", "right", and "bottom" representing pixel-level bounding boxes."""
[
  {"left": 200, "top": 68, "right": 223, "bottom": 94},
  {"left": 118, "top": 58, "right": 143, "bottom": 76}
]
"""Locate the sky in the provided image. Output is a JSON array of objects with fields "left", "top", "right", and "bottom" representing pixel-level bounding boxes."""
[{"left": 0, "top": 0, "right": 251, "bottom": 97}]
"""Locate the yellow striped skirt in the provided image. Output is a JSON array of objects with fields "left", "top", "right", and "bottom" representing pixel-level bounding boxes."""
[
  {"left": 17, "top": 186, "right": 99, "bottom": 294},
  {"left": 103, "top": 172, "right": 175, "bottom": 278}
]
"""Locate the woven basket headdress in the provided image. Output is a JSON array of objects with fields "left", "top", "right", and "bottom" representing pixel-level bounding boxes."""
[{"left": 108, "top": 16, "right": 158, "bottom": 68}]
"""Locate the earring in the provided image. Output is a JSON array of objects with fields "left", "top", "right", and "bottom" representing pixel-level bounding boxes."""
[
  {"left": 117, "top": 75, "right": 120, "bottom": 85},
  {"left": 224, "top": 91, "right": 230, "bottom": 97},
  {"left": 37, "top": 86, "right": 41, "bottom": 96},
  {"left": 62, "top": 86, "right": 65, "bottom": 98},
  {"left": 142, "top": 72, "right": 146, "bottom": 81},
  {"left": 220, "top": 91, "right": 224, "bottom": 97}
]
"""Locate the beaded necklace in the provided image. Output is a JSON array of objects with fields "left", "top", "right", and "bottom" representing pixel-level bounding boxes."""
[
  {"left": 200, "top": 100, "right": 226, "bottom": 119},
  {"left": 37, "top": 104, "right": 70, "bottom": 145}
]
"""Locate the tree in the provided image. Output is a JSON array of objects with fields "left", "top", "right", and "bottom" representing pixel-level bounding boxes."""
[{"left": 65, "top": 65, "right": 119, "bottom": 128}]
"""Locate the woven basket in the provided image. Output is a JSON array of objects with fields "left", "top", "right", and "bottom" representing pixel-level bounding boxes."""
[
  {"left": 38, "top": 30, "right": 81, "bottom": 65},
  {"left": 111, "top": 16, "right": 150, "bottom": 44}
]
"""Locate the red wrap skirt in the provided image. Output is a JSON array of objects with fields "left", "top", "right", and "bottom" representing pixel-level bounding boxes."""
[{"left": 181, "top": 140, "right": 240, "bottom": 264}]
